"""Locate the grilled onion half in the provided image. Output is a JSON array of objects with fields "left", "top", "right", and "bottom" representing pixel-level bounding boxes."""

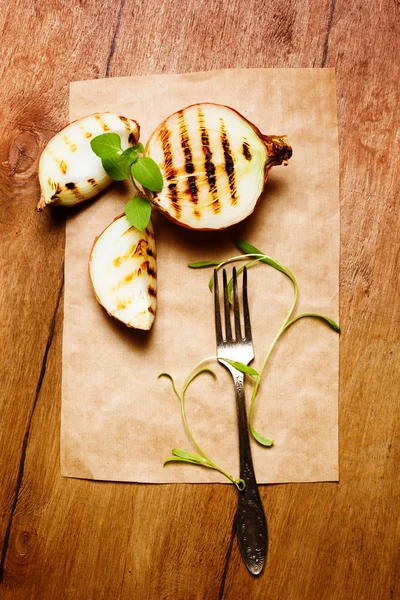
[
  {"left": 89, "top": 215, "right": 157, "bottom": 330},
  {"left": 146, "top": 103, "right": 292, "bottom": 230}
]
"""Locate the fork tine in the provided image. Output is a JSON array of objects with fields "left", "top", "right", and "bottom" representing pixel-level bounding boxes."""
[
  {"left": 214, "top": 270, "right": 223, "bottom": 344},
  {"left": 223, "top": 269, "right": 232, "bottom": 341},
  {"left": 232, "top": 267, "right": 242, "bottom": 340},
  {"left": 242, "top": 267, "right": 252, "bottom": 341}
]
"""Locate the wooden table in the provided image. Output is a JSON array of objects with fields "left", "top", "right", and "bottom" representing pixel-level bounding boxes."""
[{"left": 1, "top": 2, "right": 398, "bottom": 598}]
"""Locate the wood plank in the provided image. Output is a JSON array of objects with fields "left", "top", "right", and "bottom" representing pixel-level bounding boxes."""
[{"left": 0, "top": 0, "right": 398, "bottom": 598}]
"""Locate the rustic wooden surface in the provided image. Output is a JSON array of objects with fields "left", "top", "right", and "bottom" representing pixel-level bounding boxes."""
[{"left": 0, "top": 1, "right": 398, "bottom": 598}]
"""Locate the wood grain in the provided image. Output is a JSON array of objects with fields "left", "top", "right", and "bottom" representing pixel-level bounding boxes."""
[{"left": 0, "top": 1, "right": 398, "bottom": 599}]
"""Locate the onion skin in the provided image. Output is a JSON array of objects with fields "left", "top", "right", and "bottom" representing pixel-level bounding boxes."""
[
  {"left": 89, "top": 214, "right": 157, "bottom": 331},
  {"left": 145, "top": 103, "right": 292, "bottom": 231},
  {"left": 37, "top": 113, "right": 140, "bottom": 211}
]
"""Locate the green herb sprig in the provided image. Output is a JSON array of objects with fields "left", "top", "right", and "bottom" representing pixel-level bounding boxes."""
[
  {"left": 90, "top": 133, "right": 163, "bottom": 231},
  {"left": 159, "top": 363, "right": 246, "bottom": 490},
  {"left": 189, "top": 239, "right": 340, "bottom": 447}
]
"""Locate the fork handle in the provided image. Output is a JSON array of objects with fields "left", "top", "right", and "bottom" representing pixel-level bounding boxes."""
[{"left": 234, "top": 373, "right": 268, "bottom": 576}]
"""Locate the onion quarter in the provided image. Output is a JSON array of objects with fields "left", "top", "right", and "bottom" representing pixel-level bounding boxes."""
[
  {"left": 89, "top": 214, "right": 157, "bottom": 330},
  {"left": 38, "top": 113, "right": 140, "bottom": 210}
]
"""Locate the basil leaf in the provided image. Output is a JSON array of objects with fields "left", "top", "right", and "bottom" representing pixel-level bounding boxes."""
[
  {"left": 131, "top": 157, "right": 163, "bottom": 192},
  {"left": 125, "top": 196, "right": 151, "bottom": 232},
  {"left": 90, "top": 133, "right": 122, "bottom": 159},
  {"left": 120, "top": 148, "right": 138, "bottom": 163},
  {"left": 187, "top": 260, "right": 220, "bottom": 268},
  {"left": 132, "top": 142, "right": 145, "bottom": 154},
  {"left": 102, "top": 156, "right": 131, "bottom": 181}
]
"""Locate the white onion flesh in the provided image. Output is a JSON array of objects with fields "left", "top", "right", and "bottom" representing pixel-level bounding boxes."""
[
  {"left": 38, "top": 113, "right": 140, "bottom": 210},
  {"left": 89, "top": 215, "right": 157, "bottom": 330},
  {"left": 146, "top": 103, "right": 292, "bottom": 230}
]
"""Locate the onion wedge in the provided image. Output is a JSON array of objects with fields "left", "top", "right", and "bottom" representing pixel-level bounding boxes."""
[
  {"left": 89, "top": 215, "right": 157, "bottom": 330},
  {"left": 37, "top": 113, "right": 140, "bottom": 210}
]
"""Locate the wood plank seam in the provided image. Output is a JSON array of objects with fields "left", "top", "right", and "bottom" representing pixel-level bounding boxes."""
[
  {"left": 105, "top": 0, "right": 126, "bottom": 77},
  {"left": 0, "top": 272, "right": 64, "bottom": 586},
  {"left": 321, "top": 0, "right": 336, "bottom": 67},
  {"left": 218, "top": 515, "right": 237, "bottom": 599}
]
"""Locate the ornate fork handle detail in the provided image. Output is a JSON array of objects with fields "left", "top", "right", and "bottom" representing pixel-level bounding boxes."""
[
  {"left": 214, "top": 267, "right": 268, "bottom": 575},
  {"left": 233, "top": 371, "right": 268, "bottom": 576}
]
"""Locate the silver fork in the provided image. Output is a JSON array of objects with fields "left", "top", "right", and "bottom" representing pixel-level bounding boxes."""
[{"left": 214, "top": 266, "right": 268, "bottom": 576}]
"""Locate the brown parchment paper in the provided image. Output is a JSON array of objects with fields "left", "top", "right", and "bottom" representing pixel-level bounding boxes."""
[{"left": 62, "top": 68, "right": 339, "bottom": 483}]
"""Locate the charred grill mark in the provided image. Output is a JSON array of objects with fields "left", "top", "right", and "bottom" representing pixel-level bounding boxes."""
[
  {"left": 111, "top": 270, "right": 136, "bottom": 292},
  {"left": 113, "top": 241, "right": 144, "bottom": 267},
  {"left": 146, "top": 248, "right": 154, "bottom": 257},
  {"left": 117, "top": 299, "right": 132, "bottom": 310},
  {"left": 198, "top": 107, "right": 220, "bottom": 214},
  {"left": 178, "top": 110, "right": 199, "bottom": 204},
  {"left": 167, "top": 183, "right": 181, "bottom": 217},
  {"left": 159, "top": 124, "right": 181, "bottom": 217},
  {"left": 212, "top": 199, "right": 220, "bottom": 212},
  {"left": 148, "top": 306, "right": 155, "bottom": 315},
  {"left": 242, "top": 140, "right": 252, "bottom": 161},
  {"left": 187, "top": 176, "right": 199, "bottom": 204},
  {"left": 118, "top": 115, "right": 132, "bottom": 132},
  {"left": 66, "top": 182, "right": 85, "bottom": 202},
  {"left": 160, "top": 125, "right": 177, "bottom": 181},
  {"left": 147, "top": 265, "right": 156, "bottom": 278},
  {"left": 220, "top": 119, "right": 237, "bottom": 205},
  {"left": 94, "top": 114, "right": 110, "bottom": 132},
  {"left": 62, "top": 136, "right": 77, "bottom": 152},
  {"left": 128, "top": 132, "right": 136, "bottom": 144},
  {"left": 148, "top": 285, "right": 157, "bottom": 298},
  {"left": 132, "top": 240, "right": 146, "bottom": 257},
  {"left": 124, "top": 272, "right": 135, "bottom": 283},
  {"left": 141, "top": 260, "right": 156, "bottom": 278},
  {"left": 50, "top": 182, "right": 63, "bottom": 202},
  {"left": 122, "top": 227, "right": 136, "bottom": 237},
  {"left": 87, "top": 178, "right": 97, "bottom": 187}
]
